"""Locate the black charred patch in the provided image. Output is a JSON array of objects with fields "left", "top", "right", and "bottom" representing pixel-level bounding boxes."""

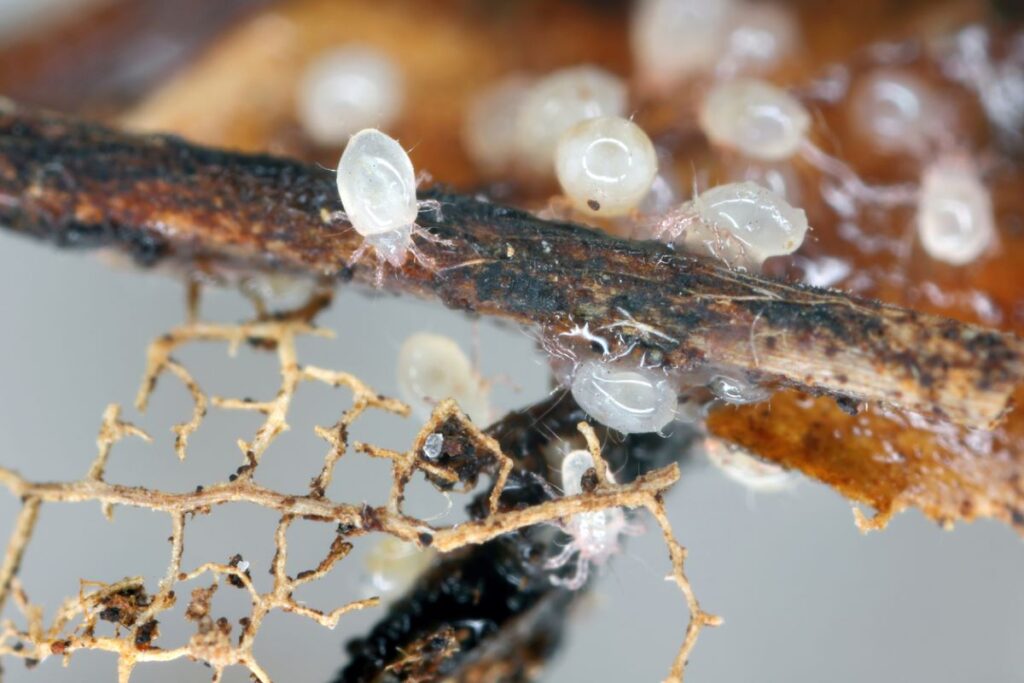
[{"left": 134, "top": 620, "right": 159, "bottom": 648}]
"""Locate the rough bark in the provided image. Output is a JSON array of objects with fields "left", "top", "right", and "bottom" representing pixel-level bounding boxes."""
[{"left": 1, "top": 100, "right": 1021, "bottom": 428}]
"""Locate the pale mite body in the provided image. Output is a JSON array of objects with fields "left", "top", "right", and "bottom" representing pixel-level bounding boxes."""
[
  {"left": 917, "top": 156, "right": 995, "bottom": 266},
  {"left": 700, "top": 76, "right": 921, "bottom": 218},
  {"left": 570, "top": 360, "right": 677, "bottom": 434},
  {"left": 298, "top": 46, "right": 404, "bottom": 146},
  {"left": 364, "top": 536, "right": 436, "bottom": 599},
  {"left": 631, "top": 0, "right": 798, "bottom": 91},
  {"left": 847, "top": 68, "right": 953, "bottom": 156},
  {"left": 554, "top": 116, "right": 659, "bottom": 217},
  {"left": 335, "top": 129, "right": 444, "bottom": 284},
  {"left": 545, "top": 449, "right": 634, "bottom": 590},
  {"left": 699, "top": 79, "right": 811, "bottom": 162},
  {"left": 659, "top": 181, "right": 810, "bottom": 272},
  {"left": 463, "top": 75, "right": 532, "bottom": 175},
  {"left": 717, "top": 2, "right": 799, "bottom": 78},
  {"left": 704, "top": 438, "right": 795, "bottom": 493},
  {"left": 396, "top": 332, "right": 490, "bottom": 424},
  {"left": 515, "top": 65, "right": 627, "bottom": 176},
  {"left": 631, "top": 0, "right": 738, "bottom": 92}
]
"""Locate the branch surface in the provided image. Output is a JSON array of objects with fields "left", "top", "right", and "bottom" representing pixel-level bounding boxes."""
[{"left": 1, "top": 100, "right": 1021, "bottom": 428}]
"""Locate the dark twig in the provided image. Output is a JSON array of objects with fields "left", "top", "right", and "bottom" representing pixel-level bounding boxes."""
[
  {"left": 338, "top": 391, "right": 700, "bottom": 682},
  {"left": 1, "top": 100, "right": 1021, "bottom": 428}
]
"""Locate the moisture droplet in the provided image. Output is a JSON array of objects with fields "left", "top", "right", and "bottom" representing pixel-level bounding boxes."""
[
  {"left": 708, "top": 374, "right": 771, "bottom": 405},
  {"left": 423, "top": 432, "right": 444, "bottom": 460}
]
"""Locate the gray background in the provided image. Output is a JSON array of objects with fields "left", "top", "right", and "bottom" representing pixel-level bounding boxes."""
[{"left": 1, "top": 1, "right": 1023, "bottom": 681}]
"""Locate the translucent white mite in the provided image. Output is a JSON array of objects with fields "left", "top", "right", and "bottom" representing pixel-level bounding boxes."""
[
  {"left": 847, "top": 68, "right": 951, "bottom": 156},
  {"left": 560, "top": 449, "right": 600, "bottom": 496},
  {"left": 554, "top": 116, "right": 658, "bottom": 217},
  {"left": 336, "top": 129, "right": 443, "bottom": 281},
  {"left": 917, "top": 157, "right": 995, "bottom": 266},
  {"left": 631, "top": 0, "right": 738, "bottom": 92},
  {"left": 298, "top": 46, "right": 404, "bottom": 146},
  {"left": 396, "top": 332, "right": 490, "bottom": 424},
  {"left": 704, "top": 438, "right": 795, "bottom": 493},
  {"left": 515, "top": 66, "right": 627, "bottom": 176},
  {"left": 570, "top": 360, "right": 677, "bottom": 434},
  {"left": 718, "top": 2, "right": 799, "bottom": 78},
  {"left": 545, "top": 449, "right": 633, "bottom": 590},
  {"left": 239, "top": 274, "right": 319, "bottom": 312},
  {"left": 364, "top": 536, "right": 436, "bottom": 599},
  {"left": 699, "top": 79, "right": 811, "bottom": 162},
  {"left": 463, "top": 75, "right": 532, "bottom": 175},
  {"left": 667, "top": 181, "right": 810, "bottom": 271}
]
